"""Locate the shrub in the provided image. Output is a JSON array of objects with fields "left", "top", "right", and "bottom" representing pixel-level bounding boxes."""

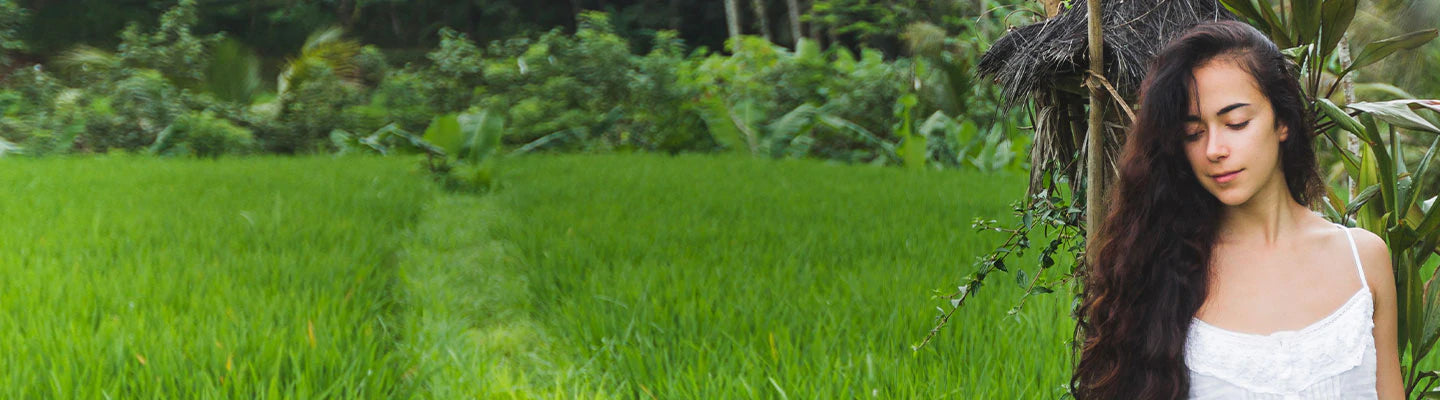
[
  {"left": 362, "top": 69, "right": 446, "bottom": 133},
  {"left": 816, "top": 48, "right": 908, "bottom": 145},
  {"left": 0, "top": 68, "right": 76, "bottom": 154},
  {"left": 269, "top": 65, "right": 362, "bottom": 153},
  {"left": 150, "top": 110, "right": 255, "bottom": 157},
  {"left": 681, "top": 37, "right": 909, "bottom": 161},
  {"left": 0, "top": 67, "right": 184, "bottom": 155},
  {"left": 0, "top": 66, "right": 61, "bottom": 115},
  {"left": 115, "top": 0, "right": 219, "bottom": 88},
  {"left": 420, "top": 28, "right": 486, "bottom": 112},
  {"left": 0, "top": 0, "right": 26, "bottom": 68},
  {"left": 470, "top": 12, "right": 669, "bottom": 151},
  {"left": 355, "top": 45, "right": 389, "bottom": 86},
  {"left": 0, "top": 88, "right": 18, "bottom": 116},
  {"left": 429, "top": 28, "right": 485, "bottom": 82},
  {"left": 471, "top": 30, "right": 581, "bottom": 145},
  {"left": 80, "top": 69, "right": 184, "bottom": 152},
  {"left": 625, "top": 30, "right": 709, "bottom": 152}
]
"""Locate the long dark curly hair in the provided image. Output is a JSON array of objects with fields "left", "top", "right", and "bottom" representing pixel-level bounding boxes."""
[{"left": 1070, "top": 20, "right": 1324, "bottom": 399}]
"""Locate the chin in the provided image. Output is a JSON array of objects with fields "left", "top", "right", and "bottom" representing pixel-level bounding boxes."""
[
  {"left": 1217, "top": 196, "right": 1249, "bottom": 207},
  {"left": 1209, "top": 188, "right": 1254, "bottom": 206}
]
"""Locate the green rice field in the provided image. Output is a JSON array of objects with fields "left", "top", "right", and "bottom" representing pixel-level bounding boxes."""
[{"left": 0, "top": 154, "right": 1075, "bottom": 398}]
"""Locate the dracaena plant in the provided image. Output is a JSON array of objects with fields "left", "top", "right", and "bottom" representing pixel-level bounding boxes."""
[
  {"left": 1320, "top": 98, "right": 1440, "bottom": 396},
  {"left": 1220, "top": 0, "right": 1437, "bottom": 104}
]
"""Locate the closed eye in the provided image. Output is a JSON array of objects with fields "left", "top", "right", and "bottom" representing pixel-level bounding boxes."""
[{"left": 1227, "top": 121, "right": 1251, "bottom": 130}]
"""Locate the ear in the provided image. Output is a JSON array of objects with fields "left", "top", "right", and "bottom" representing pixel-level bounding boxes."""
[{"left": 1278, "top": 123, "right": 1290, "bottom": 142}]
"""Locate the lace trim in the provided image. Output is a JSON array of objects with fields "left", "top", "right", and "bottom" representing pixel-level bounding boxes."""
[{"left": 1185, "top": 289, "right": 1375, "bottom": 394}]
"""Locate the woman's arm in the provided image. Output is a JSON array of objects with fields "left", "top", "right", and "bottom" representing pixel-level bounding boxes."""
[{"left": 1354, "top": 227, "right": 1403, "bottom": 399}]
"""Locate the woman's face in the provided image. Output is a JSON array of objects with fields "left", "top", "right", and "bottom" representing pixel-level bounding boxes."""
[{"left": 1182, "top": 57, "right": 1289, "bottom": 207}]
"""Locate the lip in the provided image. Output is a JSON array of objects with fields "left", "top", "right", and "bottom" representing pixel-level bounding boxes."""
[{"left": 1212, "top": 169, "right": 1243, "bottom": 184}]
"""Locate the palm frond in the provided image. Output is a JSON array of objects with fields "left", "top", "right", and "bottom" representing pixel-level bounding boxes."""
[
  {"left": 205, "top": 38, "right": 261, "bottom": 104},
  {"left": 278, "top": 26, "right": 362, "bottom": 97},
  {"left": 53, "top": 45, "right": 121, "bottom": 79}
]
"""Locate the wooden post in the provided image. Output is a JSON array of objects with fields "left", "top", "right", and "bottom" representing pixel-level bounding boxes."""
[{"left": 1084, "top": 0, "right": 1107, "bottom": 260}]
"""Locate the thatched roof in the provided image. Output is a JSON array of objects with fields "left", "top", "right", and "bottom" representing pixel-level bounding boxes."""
[{"left": 978, "top": 0, "right": 1237, "bottom": 106}]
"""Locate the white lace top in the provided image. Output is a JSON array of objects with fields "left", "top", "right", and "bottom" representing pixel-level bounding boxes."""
[{"left": 1185, "top": 223, "right": 1377, "bottom": 399}]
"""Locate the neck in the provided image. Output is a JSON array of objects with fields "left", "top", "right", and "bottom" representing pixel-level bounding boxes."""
[{"left": 1217, "top": 168, "right": 1306, "bottom": 247}]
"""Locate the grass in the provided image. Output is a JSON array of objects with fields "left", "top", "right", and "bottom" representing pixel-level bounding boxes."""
[
  {"left": 398, "top": 193, "right": 611, "bottom": 399},
  {"left": 415, "top": 153, "right": 1078, "bottom": 398},
  {"left": 0, "top": 153, "right": 1074, "bottom": 398},
  {"left": 0, "top": 156, "right": 433, "bottom": 398}
]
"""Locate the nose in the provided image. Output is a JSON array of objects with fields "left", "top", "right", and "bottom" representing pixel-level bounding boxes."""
[{"left": 1204, "top": 128, "right": 1228, "bottom": 162}]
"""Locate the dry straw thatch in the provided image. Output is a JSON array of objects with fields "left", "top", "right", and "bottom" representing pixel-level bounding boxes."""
[{"left": 977, "top": 0, "right": 1237, "bottom": 193}]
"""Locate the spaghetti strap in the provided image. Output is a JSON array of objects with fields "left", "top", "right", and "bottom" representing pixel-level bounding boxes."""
[{"left": 1336, "top": 223, "right": 1368, "bottom": 291}]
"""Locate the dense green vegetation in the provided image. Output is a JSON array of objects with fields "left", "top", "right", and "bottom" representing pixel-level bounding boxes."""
[
  {"left": 0, "top": 0, "right": 1033, "bottom": 179},
  {"left": 5, "top": 0, "right": 1009, "bottom": 58},
  {"left": 0, "top": 154, "right": 1073, "bottom": 397}
]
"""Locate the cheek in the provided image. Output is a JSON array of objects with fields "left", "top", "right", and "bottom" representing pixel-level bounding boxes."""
[
  {"left": 1244, "top": 125, "right": 1283, "bottom": 160},
  {"left": 1183, "top": 142, "right": 1207, "bottom": 171}
]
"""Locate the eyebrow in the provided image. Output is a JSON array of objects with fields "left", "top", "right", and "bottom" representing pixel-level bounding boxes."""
[{"left": 1183, "top": 103, "right": 1252, "bottom": 122}]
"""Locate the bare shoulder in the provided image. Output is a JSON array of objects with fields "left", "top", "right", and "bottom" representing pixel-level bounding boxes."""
[{"left": 1344, "top": 226, "right": 1393, "bottom": 290}]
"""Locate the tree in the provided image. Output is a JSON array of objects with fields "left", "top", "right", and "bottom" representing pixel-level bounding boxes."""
[
  {"left": 724, "top": 0, "right": 742, "bottom": 45},
  {"left": 786, "top": 0, "right": 803, "bottom": 46},
  {"left": 751, "top": 0, "right": 772, "bottom": 42}
]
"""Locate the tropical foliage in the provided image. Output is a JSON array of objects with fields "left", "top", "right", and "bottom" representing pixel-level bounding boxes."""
[
  {"left": 0, "top": 0, "right": 24, "bottom": 67},
  {"left": 0, "top": 0, "right": 1035, "bottom": 186}
]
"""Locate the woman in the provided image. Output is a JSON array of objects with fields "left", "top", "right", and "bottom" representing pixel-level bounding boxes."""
[{"left": 1071, "top": 21, "right": 1404, "bottom": 399}]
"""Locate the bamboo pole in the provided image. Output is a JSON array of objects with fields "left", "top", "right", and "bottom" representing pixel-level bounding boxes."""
[{"left": 1085, "top": 0, "right": 1107, "bottom": 261}]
